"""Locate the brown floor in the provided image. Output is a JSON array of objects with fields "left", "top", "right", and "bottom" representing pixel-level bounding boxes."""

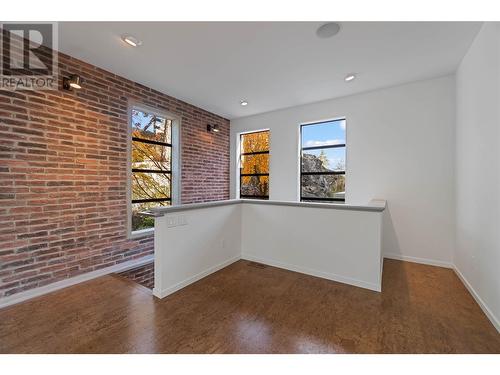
[
  {"left": 116, "top": 262, "right": 155, "bottom": 289},
  {"left": 0, "top": 259, "right": 499, "bottom": 353}
]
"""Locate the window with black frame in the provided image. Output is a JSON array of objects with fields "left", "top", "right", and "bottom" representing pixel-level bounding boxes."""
[
  {"left": 300, "top": 119, "right": 346, "bottom": 203},
  {"left": 130, "top": 108, "right": 172, "bottom": 231},
  {"left": 239, "top": 130, "right": 269, "bottom": 199}
]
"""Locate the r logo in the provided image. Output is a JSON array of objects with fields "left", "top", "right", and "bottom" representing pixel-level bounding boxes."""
[{"left": 0, "top": 22, "right": 58, "bottom": 90}]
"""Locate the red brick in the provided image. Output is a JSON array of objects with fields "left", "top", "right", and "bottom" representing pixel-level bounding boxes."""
[{"left": 0, "top": 41, "right": 229, "bottom": 299}]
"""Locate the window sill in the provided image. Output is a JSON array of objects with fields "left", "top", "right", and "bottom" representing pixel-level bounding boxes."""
[{"left": 130, "top": 227, "right": 154, "bottom": 240}]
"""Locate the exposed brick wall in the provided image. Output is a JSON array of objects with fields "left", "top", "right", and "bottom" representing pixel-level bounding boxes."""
[
  {"left": 116, "top": 262, "right": 154, "bottom": 289},
  {"left": 0, "top": 47, "right": 230, "bottom": 298}
]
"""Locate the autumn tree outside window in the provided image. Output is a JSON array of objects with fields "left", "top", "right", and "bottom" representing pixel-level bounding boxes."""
[
  {"left": 130, "top": 108, "right": 174, "bottom": 232},
  {"left": 239, "top": 130, "right": 270, "bottom": 199}
]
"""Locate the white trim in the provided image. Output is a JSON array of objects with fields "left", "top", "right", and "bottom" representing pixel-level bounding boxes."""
[
  {"left": 298, "top": 117, "right": 348, "bottom": 203},
  {"left": 4, "top": 248, "right": 499, "bottom": 334},
  {"left": 0, "top": 255, "right": 154, "bottom": 309},
  {"left": 384, "top": 253, "right": 453, "bottom": 269},
  {"left": 150, "top": 198, "right": 385, "bottom": 217},
  {"left": 152, "top": 255, "right": 241, "bottom": 299},
  {"left": 127, "top": 101, "right": 182, "bottom": 239},
  {"left": 300, "top": 115, "right": 347, "bottom": 127},
  {"left": 384, "top": 253, "right": 500, "bottom": 333},
  {"left": 242, "top": 253, "right": 381, "bottom": 292},
  {"left": 237, "top": 128, "right": 270, "bottom": 136},
  {"left": 453, "top": 266, "right": 500, "bottom": 333},
  {"left": 129, "top": 227, "right": 154, "bottom": 240},
  {"left": 235, "top": 128, "right": 270, "bottom": 199}
]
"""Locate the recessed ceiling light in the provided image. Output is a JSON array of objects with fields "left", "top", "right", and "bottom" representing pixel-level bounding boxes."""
[
  {"left": 316, "top": 22, "right": 341, "bottom": 39},
  {"left": 344, "top": 73, "right": 356, "bottom": 82},
  {"left": 122, "top": 35, "right": 142, "bottom": 47},
  {"left": 240, "top": 100, "right": 248, "bottom": 106}
]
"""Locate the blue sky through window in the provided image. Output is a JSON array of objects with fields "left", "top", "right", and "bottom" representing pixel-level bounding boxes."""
[
  {"left": 301, "top": 119, "right": 346, "bottom": 171},
  {"left": 131, "top": 109, "right": 171, "bottom": 143}
]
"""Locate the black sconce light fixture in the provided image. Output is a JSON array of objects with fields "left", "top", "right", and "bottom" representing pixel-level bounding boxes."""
[
  {"left": 207, "top": 124, "right": 220, "bottom": 133},
  {"left": 63, "top": 74, "right": 84, "bottom": 90}
]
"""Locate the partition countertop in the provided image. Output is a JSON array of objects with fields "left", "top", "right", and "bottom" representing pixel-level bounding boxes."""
[{"left": 144, "top": 198, "right": 386, "bottom": 217}]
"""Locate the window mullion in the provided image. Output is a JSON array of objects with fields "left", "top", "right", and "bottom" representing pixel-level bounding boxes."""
[
  {"left": 132, "top": 137, "right": 172, "bottom": 147},
  {"left": 131, "top": 109, "right": 174, "bottom": 233},
  {"left": 239, "top": 130, "right": 270, "bottom": 200},
  {"left": 300, "top": 119, "right": 346, "bottom": 203}
]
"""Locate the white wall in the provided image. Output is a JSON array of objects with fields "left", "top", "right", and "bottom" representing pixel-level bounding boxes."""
[
  {"left": 153, "top": 200, "right": 385, "bottom": 296},
  {"left": 241, "top": 202, "right": 383, "bottom": 291},
  {"left": 231, "top": 76, "right": 456, "bottom": 265},
  {"left": 153, "top": 203, "right": 242, "bottom": 298},
  {"left": 455, "top": 22, "right": 500, "bottom": 331}
]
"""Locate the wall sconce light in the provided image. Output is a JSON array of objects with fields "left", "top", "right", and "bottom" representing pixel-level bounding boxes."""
[
  {"left": 63, "top": 74, "right": 84, "bottom": 90},
  {"left": 207, "top": 124, "right": 220, "bottom": 133}
]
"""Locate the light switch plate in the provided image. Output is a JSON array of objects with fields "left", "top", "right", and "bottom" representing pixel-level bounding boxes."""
[
  {"left": 166, "top": 215, "right": 188, "bottom": 227},
  {"left": 178, "top": 215, "right": 187, "bottom": 226},
  {"left": 166, "top": 216, "right": 177, "bottom": 227}
]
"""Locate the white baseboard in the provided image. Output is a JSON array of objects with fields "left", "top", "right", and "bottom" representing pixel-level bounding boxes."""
[
  {"left": 385, "top": 253, "right": 499, "bottom": 333},
  {"left": 384, "top": 253, "right": 453, "bottom": 269},
  {"left": 453, "top": 266, "right": 500, "bottom": 333},
  {"left": 242, "top": 254, "right": 381, "bottom": 292},
  {"left": 0, "top": 255, "right": 154, "bottom": 309},
  {"left": 4, "top": 249, "right": 498, "bottom": 335},
  {"left": 152, "top": 256, "right": 241, "bottom": 299}
]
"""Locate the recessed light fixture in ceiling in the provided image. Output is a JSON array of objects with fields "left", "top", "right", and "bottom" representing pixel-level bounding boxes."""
[
  {"left": 240, "top": 100, "right": 248, "bottom": 106},
  {"left": 316, "top": 22, "right": 341, "bottom": 39},
  {"left": 122, "top": 35, "right": 142, "bottom": 47},
  {"left": 344, "top": 73, "right": 356, "bottom": 82}
]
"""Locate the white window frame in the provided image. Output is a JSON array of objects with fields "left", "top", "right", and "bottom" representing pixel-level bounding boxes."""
[
  {"left": 127, "top": 102, "right": 181, "bottom": 239},
  {"left": 236, "top": 128, "right": 270, "bottom": 200},
  {"left": 299, "top": 117, "right": 347, "bottom": 203}
]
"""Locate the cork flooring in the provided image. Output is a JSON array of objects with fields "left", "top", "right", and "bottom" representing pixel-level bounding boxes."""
[{"left": 1, "top": 259, "right": 499, "bottom": 353}]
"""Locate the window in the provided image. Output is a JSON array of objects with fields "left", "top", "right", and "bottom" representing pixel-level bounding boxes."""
[
  {"left": 300, "top": 119, "right": 346, "bottom": 202},
  {"left": 239, "top": 130, "right": 269, "bottom": 199},
  {"left": 130, "top": 108, "right": 173, "bottom": 232}
]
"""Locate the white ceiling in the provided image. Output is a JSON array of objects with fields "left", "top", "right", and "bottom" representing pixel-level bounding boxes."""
[{"left": 58, "top": 22, "right": 481, "bottom": 119}]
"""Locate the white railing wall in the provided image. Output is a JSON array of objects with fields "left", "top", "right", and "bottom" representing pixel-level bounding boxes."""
[
  {"left": 151, "top": 199, "right": 385, "bottom": 299},
  {"left": 241, "top": 201, "right": 383, "bottom": 291}
]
